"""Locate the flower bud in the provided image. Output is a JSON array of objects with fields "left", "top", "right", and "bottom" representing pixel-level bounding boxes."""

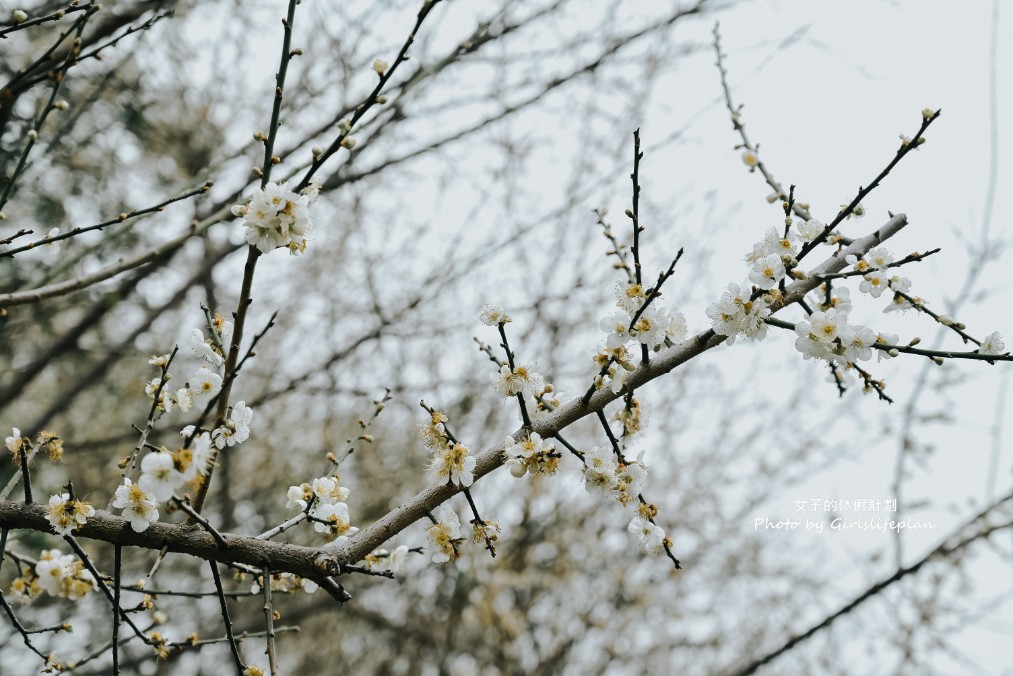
[{"left": 12, "top": 9, "right": 28, "bottom": 23}]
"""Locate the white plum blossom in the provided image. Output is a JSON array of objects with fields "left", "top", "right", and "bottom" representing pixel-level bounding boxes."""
[
  {"left": 859, "top": 270, "right": 889, "bottom": 298},
  {"left": 741, "top": 148, "right": 759, "bottom": 168},
  {"left": 179, "top": 432, "right": 214, "bottom": 482},
  {"left": 810, "top": 309, "right": 847, "bottom": 344},
  {"left": 583, "top": 446, "right": 619, "bottom": 498},
  {"left": 615, "top": 453, "right": 649, "bottom": 506},
  {"left": 310, "top": 476, "right": 350, "bottom": 504},
  {"left": 286, "top": 484, "right": 312, "bottom": 510},
  {"left": 5, "top": 427, "right": 25, "bottom": 456},
  {"left": 877, "top": 332, "right": 900, "bottom": 361},
  {"left": 749, "top": 254, "right": 785, "bottom": 290},
  {"left": 864, "top": 246, "right": 894, "bottom": 270},
  {"left": 979, "top": 332, "right": 1005, "bottom": 356},
  {"left": 174, "top": 387, "right": 194, "bottom": 413},
  {"left": 233, "top": 181, "right": 315, "bottom": 255},
  {"left": 312, "top": 502, "right": 357, "bottom": 540},
  {"left": 190, "top": 367, "right": 222, "bottom": 405},
  {"left": 188, "top": 328, "right": 222, "bottom": 366},
  {"left": 112, "top": 479, "right": 160, "bottom": 532},
  {"left": 666, "top": 311, "right": 688, "bottom": 344},
  {"left": 35, "top": 551, "right": 70, "bottom": 596},
  {"left": 385, "top": 545, "right": 409, "bottom": 574},
  {"left": 212, "top": 401, "right": 253, "bottom": 449},
  {"left": 796, "top": 218, "right": 824, "bottom": 242},
  {"left": 630, "top": 307, "right": 670, "bottom": 349},
  {"left": 426, "top": 505, "right": 463, "bottom": 564},
  {"left": 479, "top": 305, "right": 511, "bottom": 326},
  {"left": 428, "top": 441, "right": 476, "bottom": 487},
  {"left": 46, "top": 494, "right": 94, "bottom": 536},
  {"left": 613, "top": 281, "right": 647, "bottom": 314},
  {"left": 138, "top": 451, "right": 184, "bottom": 501},
  {"left": 492, "top": 363, "right": 544, "bottom": 398},
  {"left": 628, "top": 516, "right": 666, "bottom": 554},
  {"left": 840, "top": 324, "right": 877, "bottom": 362},
  {"left": 600, "top": 311, "right": 633, "bottom": 349},
  {"left": 502, "top": 433, "right": 559, "bottom": 478}
]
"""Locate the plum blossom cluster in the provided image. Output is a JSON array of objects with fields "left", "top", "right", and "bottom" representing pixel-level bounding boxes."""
[
  {"left": 45, "top": 493, "right": 95, "bottom": 536},
  {"left": 503, "top": 432, "right": 560, "bottom": 478},
  {"left": 594, "top": 281, "right": 687, "bottom": 393},
  {"left": 286, "top": 475, "right": 358, "bottom": 544},
  {"left": 582, "top": 446, "right": 649, "bottom": 508},
  {"left": 419, "top": 408, "right": 476, "bottom": 488},
  {"left": 8, "top": 550, "right": 96, "bottom": 603},
  {"left": 793, "top": 308, "right": 881, "bottom": 365},
  {"left": 426, "top": 505, "right": 464, "bottom": 564},
  {"left": 230, "top": 180, "right": 319, "bottom": 255}
]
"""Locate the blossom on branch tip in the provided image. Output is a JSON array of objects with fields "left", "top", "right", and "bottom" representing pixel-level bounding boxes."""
[
  {"left": 628, "top": 517, "right": 666, "bottom": 554},
  {"left": 979, "top": 332, "right": 1005, "bottom": 356},
  {"left": 479, "top": 304, "right": 512, "bottom": 326}
]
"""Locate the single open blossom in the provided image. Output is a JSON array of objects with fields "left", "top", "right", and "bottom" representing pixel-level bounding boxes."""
[
  {"left": 479, "top": 304, "right": 511, "bottom": 326},
  {"left": 311, "top": 476, "right": 350, "bottom": 503},
  {"left": 613, "top": 281, "right": 647, "bottom": 314},
  {"left": 385, "top": 545, "right": 409, "bottom": 574},
  {"left": 978, "top": 331, "right": 1005, "bottom": 356},
  {"left": 426, "top": 505, "right": 463, "bottom": 564},
  {"left": 864, "top": 246, "right": 894, "bottom": 270},
  {"left": 190, "top": 367, "right": 222, "bottom": 405},
  {"left": 112, "top": 479, "right": 160, "bottom": 532},
  {"left": 840, "top": 324, "right": 877, "bottom": 362},
  {"left": 796, "top": 218, "right": 824, "bottom": 242},
  {"left": 286, "top": 483, "right": 312, "bottom": 510},
  {"left": 188, "top": 328, "right": 223, "bottom": 367},
  {"left": 741, "top": 148, "right": 759, "bottom": 168},
  {"left": 178, "top": 432, "right": 214, "bottom": 482},
  {"left": 600, "top": 311, "right": 633, "bottom": 349},
  {"left": 5, "top": 427, "right": 26, "bottom": 457},
  {"left": 628, "top": 517, "right": 666, "bottom": 554},
  {"left": 138, "top": 451, "right": 184, "bottom": 501},
  {"left": 859, "top": 270, "right": 889, "bottom": 298},
  {"left": 492, "top": 363, "right": 544, "bottom": 398},
  {"left": 233, "top": 181, "right": 315, "bottom": 255},
  {"left": 749, "top": 253, "right": 785, "bottom": 290},
  {"left": 630, "top": 306, "right": 670, "bottom": 349},
  {"left": 213, "top": 401, "right": 253, "bottom": 448},
  {"left": 429, "top": 441, "right": 477, "bottom": 487},
  {"left": 46, "top": 494, "right": 95, "bottom": 536}
]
